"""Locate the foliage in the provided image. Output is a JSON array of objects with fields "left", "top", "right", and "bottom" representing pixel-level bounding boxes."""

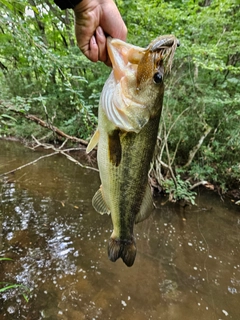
[
  {"left": 0, "top": 283, "right": 29, "bottom": 302},
  {"left": 0, "top": 0, "right": 103, "bottom": 139},
  {"left": 0, "top": 0, "right": 239, "bottom": 194},
  {"left": 118, "top": 0, "right": 240, "bottom": 193},
  {"left": 163, "top": 175, "right": 197, "bottom": 205},
  {"left": 0, "top": 113, "right": 17, "bottom": 135}
]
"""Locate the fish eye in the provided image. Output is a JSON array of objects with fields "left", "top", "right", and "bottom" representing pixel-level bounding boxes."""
[{"left": 153, "top": 72, "right": 162, "bottom": 84}]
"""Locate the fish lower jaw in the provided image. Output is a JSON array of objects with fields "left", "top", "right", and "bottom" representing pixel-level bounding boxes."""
[{"left": 108, "top": 236, "right": 137, "bottom": 267}]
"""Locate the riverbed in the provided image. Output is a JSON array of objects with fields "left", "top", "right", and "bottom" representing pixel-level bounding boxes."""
[{"left": 0, "top": 140, "right": 239, "bottom": 320}]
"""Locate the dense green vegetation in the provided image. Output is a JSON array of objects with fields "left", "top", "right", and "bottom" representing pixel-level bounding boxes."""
[{"left": 0, "top": 0, "right": 239, "bottom": 197}]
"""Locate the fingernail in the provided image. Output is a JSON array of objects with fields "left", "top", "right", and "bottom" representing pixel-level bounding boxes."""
[
  {"left": 91, "top": 35, "right": 96, "bottom": 45},
  {"left": 97, "top": 26, "right": 104, "bottom": 36}
]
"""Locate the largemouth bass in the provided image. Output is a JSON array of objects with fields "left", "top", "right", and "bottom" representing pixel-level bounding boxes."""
[{"left": 87, "top": 35, "right": 178, "bottom": 267}]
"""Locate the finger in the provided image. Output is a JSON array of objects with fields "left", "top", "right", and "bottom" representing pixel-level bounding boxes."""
[
  {"left": 74, "top": 14, "right": 99, "bottom": 62},
  {"left": 87, "top": 35, "right": 99, "bottom": 62},
  {"left": 81, "top": 33, "right": 111, "bottom": 66},
  {"left": 95, "top": 27, "right": 112, "bottom": 66},
  {"left": 96, "top": 26, "right": 107, "bottom": 62},
  {"left": 76, "top": 32, "right": 99, "bottom": 63}
]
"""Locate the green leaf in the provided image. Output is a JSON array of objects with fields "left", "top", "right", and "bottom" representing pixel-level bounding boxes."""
[
  {"left": 0, "top": 0, "right": 14, "bottom": 11},
  {"left": 227, "top": 78, "right": 239, "bottom": 85},
  {"left": 0, "top": 114, "right": 17, "bottom": 122},
  {"left": 0, "top": 284, "right": 21, "bottom": 293}
]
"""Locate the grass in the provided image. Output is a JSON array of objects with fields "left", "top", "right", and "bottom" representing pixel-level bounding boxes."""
[{"left": 0, "top": 257, "right": 30, "bottom": 302}]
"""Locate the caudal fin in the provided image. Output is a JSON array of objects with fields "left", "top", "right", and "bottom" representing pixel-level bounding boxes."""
[{"left": 108, "top": 237, "right": 137, "bottom": 267}]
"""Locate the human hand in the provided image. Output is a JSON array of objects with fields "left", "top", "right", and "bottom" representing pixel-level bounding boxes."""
[{"left": 74, "top": 0, "right": 127, "bottom": 66}]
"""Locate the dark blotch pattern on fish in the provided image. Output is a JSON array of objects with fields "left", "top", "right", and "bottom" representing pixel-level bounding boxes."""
[{"left": 108, "top": 129, "right": 122, "bottom": 167}]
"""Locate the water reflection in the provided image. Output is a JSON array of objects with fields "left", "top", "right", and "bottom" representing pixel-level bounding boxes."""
[{"left": 0, "top": 140, "right": 240, "bottom": 320}]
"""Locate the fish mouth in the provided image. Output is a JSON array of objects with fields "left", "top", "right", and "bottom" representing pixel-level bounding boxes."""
[
  {"left": 107, "top": 35, "right": 179, "bottom": 79},
  {"left": 107, "top": 37, "right": 145, "bottom": 82},
  {"left": 147, "top": 35, "right": 180, "bottom": 73}
]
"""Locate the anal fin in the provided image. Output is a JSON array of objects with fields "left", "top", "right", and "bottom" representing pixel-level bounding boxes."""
[
  {"left": 86, "top": 129, "right": 100, "bottom": 154},
  {"left": 135, "top": 184, "right": 154, "bottom": 224},
  {"left": 92, "top": 187, "right": 110, "bottom": 215}
]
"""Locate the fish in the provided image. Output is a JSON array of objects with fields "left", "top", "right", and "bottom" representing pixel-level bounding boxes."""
[{"left": 87, "top": 35, "right": 179, "bottom": 267}]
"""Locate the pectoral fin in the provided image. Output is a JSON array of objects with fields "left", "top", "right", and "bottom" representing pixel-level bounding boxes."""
[
  {"left": 86, "top": 129, "right": 99, "bottom": 154},
  {"left": 135, "top": 184, "right": 154, "bottom": 224},
  {"left": 92, "top": 187, "right": 111, "bottom": 215}
]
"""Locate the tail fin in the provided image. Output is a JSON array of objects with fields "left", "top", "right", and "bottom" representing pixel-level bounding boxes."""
[{"left": 108, "top": 237, "right": 137, "bottom": 267}]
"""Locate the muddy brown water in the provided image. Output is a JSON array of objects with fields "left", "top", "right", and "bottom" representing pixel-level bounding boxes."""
[{"left": 0, "top": 140, "right": 239, "bottom": 320}]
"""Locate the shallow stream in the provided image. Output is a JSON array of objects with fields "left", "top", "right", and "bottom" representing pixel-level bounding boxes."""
[{"left": 0, "top": 140, "right": 239, "bottom": 320}]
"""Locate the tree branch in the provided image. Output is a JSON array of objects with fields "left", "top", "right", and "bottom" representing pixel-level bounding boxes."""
[
  {"left": 184, "top": 124, "right": 212, "bottom": 168},
  {"left": 0, "top": 137, "right": 98, "bottom": 178},
  {"left": 25, "top": 114, "right": 88, "bottom": 146},
  {"left": 0, "top": 100, "right": 89, "bottom": 146},
  {"left": 0, "top": 152, "right": 59, "bottom": 177},
  {"left": 190, "top": 180, "right": 208, "bottom": 190}
]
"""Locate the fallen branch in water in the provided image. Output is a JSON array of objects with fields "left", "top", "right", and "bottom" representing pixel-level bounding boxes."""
[
  {"left": 31, "top": 136, "right": 98, "bottom": 172},
  {"left": 25, "top": 114, "right": 88, "bottom": 146},
  {"left": 0, "top": 137, "right": 98, "bottom": 178},
  {"left": 0, "top": 152, "right": 59, "bottom": 177},
  {"left": 189, "top": 180, "right": 209, "bottom": 190}
]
